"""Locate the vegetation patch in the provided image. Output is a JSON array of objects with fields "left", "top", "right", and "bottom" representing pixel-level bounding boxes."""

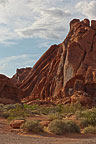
[
  {"left": 83, "top": 126, "right": 96, "bottom": 134},
  {"left": 48, "top": 113, "right": 62, "bottom": 121},
  {"left": 20, "top": 120, "right": 43, "bottom": 133},
  {"left": 48, "top": 119, "right": 80, "bottom": 135}
]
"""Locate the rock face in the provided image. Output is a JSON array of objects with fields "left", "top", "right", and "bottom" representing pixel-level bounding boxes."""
[
  {"left": 18, "top": 19, "right": 96, "bottom": 106},
  {"left": 12, "top": 67, "right": 32, "bottom": 84},
  {"left": 0, "top": 74, "right": 24, "bottom": 104}
]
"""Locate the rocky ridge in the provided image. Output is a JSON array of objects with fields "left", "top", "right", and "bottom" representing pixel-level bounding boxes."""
[
  {"left": 1, "top": 18, "right": 96, "bottom": 106},
  {"left": 17, "top": 18, "right": 96, "bottom": 106}
]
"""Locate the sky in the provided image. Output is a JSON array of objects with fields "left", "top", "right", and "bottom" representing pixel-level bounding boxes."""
[{"left": 0, "top": 0, "right": 96, "bottom": 77}]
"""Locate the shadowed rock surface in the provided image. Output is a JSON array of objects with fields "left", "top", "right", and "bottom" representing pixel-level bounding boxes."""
[{"left": 0, "top": 74, "right": 24, "bottom": 104}]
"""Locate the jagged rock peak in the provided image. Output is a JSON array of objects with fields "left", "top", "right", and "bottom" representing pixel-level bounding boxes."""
[{"left": 70, "top": 18, "right": 96, "bottom": 31}]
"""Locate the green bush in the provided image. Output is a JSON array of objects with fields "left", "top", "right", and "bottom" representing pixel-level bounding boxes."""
[
  {"left": 3, "top": 104, "right": 16, "bottom": 110},
  {"left": 83, "top": 126, "right": 96, "bottom": 134},
  {"left": 7, "top": 116, "right": 26, "bottom": 121},
  {"left": 24, "top": 104, "right": 39, "bottom": 110},
  {"left": 80, "top": 109, "right": 96, "bottom": 126},
  {"left": 1, "top": 111, "right": 10, "bottom": 118},
  {"left": 1, "top": 103, "right": 30, "bottom": 120},
  {"left": 48, "top": 113, "right": 62, "bottom": 121},
  {"left": 78, "top": 118, "right": 89, "bottom": 129},
  {"left": 23, "top": 103, "right": 84, "bottom": 116},
  {"left": 48, "top": 119, "right": 80, "bottom": 135},
  {"left": 48, "top": 119, "right": 67, "bottom": 135},
  {"left": 20, "top": 120, "right": 43, "bottom": 133},
  {"left": 64, "top": 120, "right": 80, "bottom": 133},
  {"left": 62, "top": 103, "right": 84, "bottom": 114},
  {"left": 75, "top": 110, "right": 82, "bottom": 119},
  {"left": 66, "top": 113, "right": 74, "bottom": 118}
]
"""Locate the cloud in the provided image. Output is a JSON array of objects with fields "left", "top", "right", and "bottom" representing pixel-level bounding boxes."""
[
  {"left": 76, "top": 1, "right": 96, "bottom": 19},
  {"left": 0, "top": 54, "right": 39, "bottom": 77},
  {"left": 0, "top": 0, "right": 72, "bottom": 44},
  {"left": 0, "top": 0, "right": 95, "bottom": 45},
  {"left": 0, "top": 0, "right": 8, "bottom": 5},
  {"left": 0, "top": 64, "right": 7, "bottom": 71},
  {"left": 16, "top": 6, "right": 71, "bottom": 40}
]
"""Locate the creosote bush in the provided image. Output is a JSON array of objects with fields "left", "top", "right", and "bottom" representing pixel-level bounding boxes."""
[
  {"left": 20, "top": 120, "right": 43, "bottom": 133},
  {"left": 48, "top": 119, "right": 80, "bottom": 135}
]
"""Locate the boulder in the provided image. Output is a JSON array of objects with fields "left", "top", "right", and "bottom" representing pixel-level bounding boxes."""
[
  {"left": 10, "top": 120, "right": 25, "bottom": 129},
  {"left": 71, "top": 91, "right": 92, "bottom": 106},
  {"left": 39, "top": 121, "right": 50, "bottom": 127}
]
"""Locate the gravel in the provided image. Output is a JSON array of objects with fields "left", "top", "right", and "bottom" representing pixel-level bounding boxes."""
[{"left": 0, "top": 132, "right": 96, "bottom": 144}]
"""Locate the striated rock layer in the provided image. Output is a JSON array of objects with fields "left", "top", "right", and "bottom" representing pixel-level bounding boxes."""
[
  {"left": 12, "top": 67, "right": 32, "bottom": 84},
  {"left": 18, "top": 19, "right": 96, "bottom": 106},
  {"left": 0, "top": 74, "right": 24, "bottom": 104}
]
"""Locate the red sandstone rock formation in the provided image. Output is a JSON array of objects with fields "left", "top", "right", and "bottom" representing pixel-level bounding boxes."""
[
  {"left": 10, "top": 120, "right": 25, "bottom": 129},
  {"left": 12, "top": 67, "right": 32, "bottom": 84},
  {"left": 0, "top": 74, "right": 24, "bottom": 104},
  {"left": 17, "top": 19, "right": 96, "bottom": 106}
]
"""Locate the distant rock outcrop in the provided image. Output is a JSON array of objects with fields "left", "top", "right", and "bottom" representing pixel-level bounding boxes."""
[
  {"left": 0, "top": 74, "right": 24, "bottom": 104},
  {"left": 12, "top": 67, "right": 32, "bottom": 84}
]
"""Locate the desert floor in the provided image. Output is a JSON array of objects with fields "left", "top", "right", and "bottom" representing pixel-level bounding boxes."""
[{"left": 0, "top": 118, "right": 96, "bottom": 144}]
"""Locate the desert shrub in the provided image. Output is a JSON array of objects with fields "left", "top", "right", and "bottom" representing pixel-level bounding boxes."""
[
  {"left": 1, "top": 104, "right": 30, "bottom": 120},
  {"left": 66, "top": 113, "right": 74, "bottom": 118},
  {"left": 24, "top": 104, "right": 39, "bottom": 110},
  {"left": 62, "top": 103, "right": 84, "bottom": 114},
  {"left": 3, "top": 104, "right": 16, "bottom": 110},
  {"left": 23, "top": 103, "right": 84, "bottom": 116},
  {"left": 38, "top": 107, "right": 51, "bottom": 115},
  {"left": 75, "top": 110, "right": 82, "bottom": 119},
  {"left": 80, "top": 109, "right": 96, "bottom": 126},
  {"left": 20, "top": 120, "right": 43, "bottom": 133},
  {"left": 64, "top": 120, "right": 80, "bottom": 133},
  {"left": 9, "top": 108, "right": 25, "bottom": 117},
  {"left": 7, "top": 116, "right": 26, "bottom": 121},
  {"left": 78, "top": 118, "right": 89, "bottom": 129},
  {"left": 1, "top": 111, "right": 10, "bottom": 118},
  {"left": 36, "top": 106, "right": 62, "bottom": 115},
  {"left": 48, "top": 119, "right": 80, "bottom": 135},
  {"left": 48, "top": 113, "right": 62, "bottom": 121},
  {"left": 83, "top": 126, "right": 96, "bottom": 134},
  {"left": 87, "top": 112, "right": 96, "bottom": 126},
  {"left": 48, "top": 119, "right": 67, "bottom": 135}
]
